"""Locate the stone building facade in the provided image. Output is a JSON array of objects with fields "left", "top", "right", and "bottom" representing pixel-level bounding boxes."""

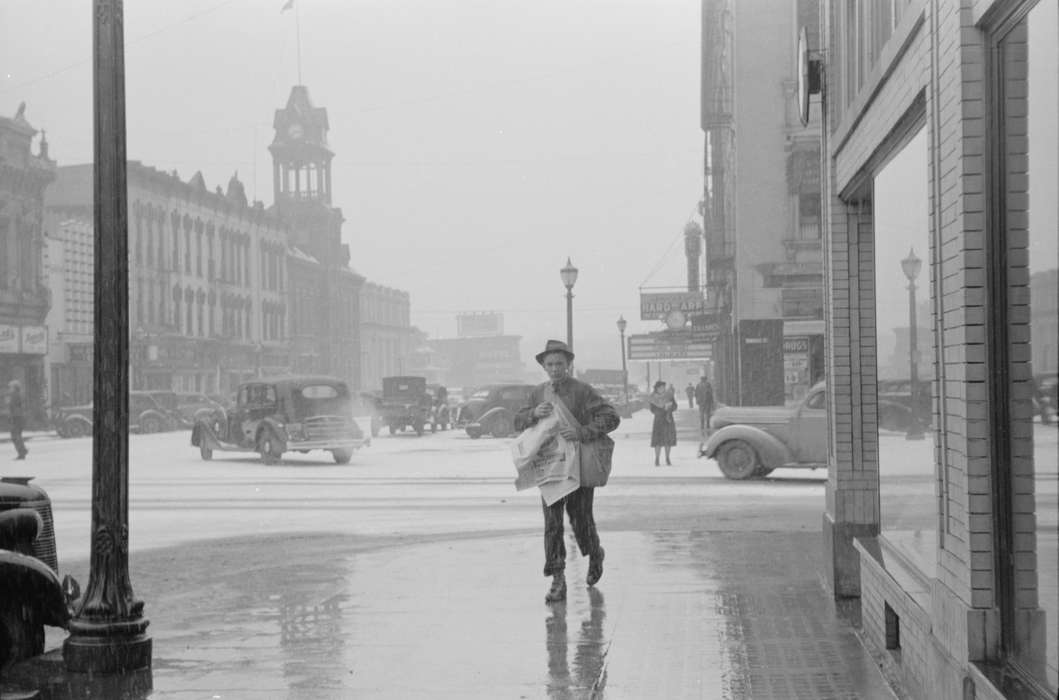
[
  {"left": 45, "top": 163, "right": 292, "bottom": 396},
  {"left": 817, "top": 0, "right": 1057, "bottom": 697},
  {"left": 0, "top": 105, "right": 54, "bottom": 427},
  {"left": 358, "top": 282, "right": 414, "bottom": 392}
]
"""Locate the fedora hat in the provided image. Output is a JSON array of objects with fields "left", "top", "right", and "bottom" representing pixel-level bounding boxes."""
[{"left": 535, "top": 339, "right": 575, "bottom": 366}]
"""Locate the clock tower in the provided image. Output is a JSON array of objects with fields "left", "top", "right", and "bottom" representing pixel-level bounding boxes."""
[{"left": 269, "top": 85, "right": 347, "bottom": 265}]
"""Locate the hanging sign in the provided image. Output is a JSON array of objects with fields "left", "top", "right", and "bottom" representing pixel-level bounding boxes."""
[
  {"left": 639, "top": 292, "right": 708, "bottom": 321},
  {"left": 0, "top": 325, "right": 17, "bottom": 354}
]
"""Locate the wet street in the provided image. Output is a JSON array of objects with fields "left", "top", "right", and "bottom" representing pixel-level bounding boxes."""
[{"left": 4, "top": 408, "right": 1054, "bottom": 698}]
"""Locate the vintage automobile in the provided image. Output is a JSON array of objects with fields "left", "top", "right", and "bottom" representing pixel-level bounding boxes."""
[
  {"left": 190, "top": 375, "right": 367, "bottom": 464},
  {"left": 0, "top": 477, "right": 79, "bottom": 667},
  {"left": 174, "top": 392, "right": 226, "bottom": 429},
  {"left": 53, "top": 391, "right": 176, "bottom": 438},
  {"left": 460, "top": 384, "right": 536, "bottom": 439},
  {"left": 700, "top": 381, "right": 828, "bottom": 480},
  {"left": 876, "top": 379, "right": 933, "bottom": 432},
  {"left": 376, "top": 376, "right": 434, "bottom": 436}
]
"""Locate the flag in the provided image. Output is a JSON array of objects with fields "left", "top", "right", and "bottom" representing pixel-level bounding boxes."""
[{"left": 280, "top": 0, "right": 294, "bottom": 12}]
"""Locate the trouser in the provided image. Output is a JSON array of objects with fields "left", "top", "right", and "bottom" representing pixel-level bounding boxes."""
[
  {"left": 699, "top": 406, "right": 712, "bottom": 432},
  {"left": 542, "top": 486, "right": 601, "bottom": 576},
  {"left": 10, "top": 418, "right": 26, "bottom": 457}
]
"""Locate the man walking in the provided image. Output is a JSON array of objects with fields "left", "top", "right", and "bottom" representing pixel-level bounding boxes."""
[
  {"left": 515, "top": 340, "right": 620, "bottom": 603},
  {"left": 6, "top": 380, "right": 28, "bottom": 460},
  {"left": 694, "top": 376, "right": 714, "bottom": 434},
  {"left": 684, "top": 383, "right": 695, "bottom": 409}
]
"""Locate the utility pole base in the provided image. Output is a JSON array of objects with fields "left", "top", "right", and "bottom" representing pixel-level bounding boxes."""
[{"left": 63, "top": 626, "right": 152, "bottom": 674}]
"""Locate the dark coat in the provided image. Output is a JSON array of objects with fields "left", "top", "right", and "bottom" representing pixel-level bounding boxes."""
[{"left": 649, "top": 397, "right": 677, "bottom": 447}]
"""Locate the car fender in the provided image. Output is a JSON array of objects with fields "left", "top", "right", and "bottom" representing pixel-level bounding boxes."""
[
  {"left": 702, "top": 425, "right": 792, "bottom": 468},
  {"left": 0, "top": 550, "right": 70, "bottom": 628},
  {"left": 191, "top": 419, "right": 224, "bottom": 448},
  {"left": 257, "top": 417, "right": 288, "bottom": 447},
  {"left": 477, "top": 406, "right": 512, "bottom": 427},
  {"left": 61, "top": 414, "right": 91, "bottom": 433}
]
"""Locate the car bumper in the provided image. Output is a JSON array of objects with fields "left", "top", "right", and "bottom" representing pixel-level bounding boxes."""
[{"left": 288, "top": 438, "right": 367, "bottom": 451}]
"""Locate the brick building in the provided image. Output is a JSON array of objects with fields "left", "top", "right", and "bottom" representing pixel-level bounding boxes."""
[
  {"left": 0, "top": 105, "right": 54, "bottom": 427},
  {"left": 700, "top": 0, "right": 826, "bottom": 406},
  {"left": 817, "top": 0, "right": 1057, "bottom": 697}
]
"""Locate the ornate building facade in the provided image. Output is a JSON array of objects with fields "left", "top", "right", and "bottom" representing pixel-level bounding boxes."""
[
  {"left": 0, "top": 104, "right": 54, "bottom": 427},
  {"left": 45, "top": 163, "right": 292, "bottom": 396}
]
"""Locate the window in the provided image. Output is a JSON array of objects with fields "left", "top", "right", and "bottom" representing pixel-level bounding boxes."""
[{"left": 992, "top": 4, "right": 1057, "bottom": 690}]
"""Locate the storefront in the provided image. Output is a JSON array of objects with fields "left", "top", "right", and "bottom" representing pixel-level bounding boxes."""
[
  {"left": 0, "top": 324, "right": 49, "bottom": 428},
  {"left": 819, "top": 0, "right": 1057, "bottom": 697}
]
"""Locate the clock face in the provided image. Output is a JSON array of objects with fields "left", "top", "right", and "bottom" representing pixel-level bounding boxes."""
[
  {"left": 664, "top": 310, "right": 686, "bottom": 330},
  {"left": 287, "top": 123, "right": 304, "bottom": 139}
]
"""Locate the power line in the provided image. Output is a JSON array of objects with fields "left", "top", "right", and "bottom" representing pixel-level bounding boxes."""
[{"left": 0, "top": 0, "right": 241, "bottom": 95}]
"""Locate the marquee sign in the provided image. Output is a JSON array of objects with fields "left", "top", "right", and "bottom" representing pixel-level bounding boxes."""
[
  {"left": 639, "top": 292, "right": 708, "bottom": 321},
  {"left": 627, "top": 330, "right": 716, "bottom": 360}
]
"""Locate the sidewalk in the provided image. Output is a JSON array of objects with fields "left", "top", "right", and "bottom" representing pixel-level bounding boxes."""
[{"left": 2, "top": 530, "right": 898, "bottom": 699}]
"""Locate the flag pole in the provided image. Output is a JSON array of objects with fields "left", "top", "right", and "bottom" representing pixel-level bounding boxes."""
[{"left": 295, "top": 1, "right": 303, "bottom": 84}]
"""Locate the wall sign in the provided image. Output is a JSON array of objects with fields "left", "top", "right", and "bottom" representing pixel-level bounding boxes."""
[{"left": 20, "top": 326, "right": 48, "bottom": 355}]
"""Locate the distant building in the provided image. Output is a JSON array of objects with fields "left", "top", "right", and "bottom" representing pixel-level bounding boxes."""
[
  {"left": 358, "top": 282, "right": 414, "bottom": 391},
  {"left": 1031, "top": 268, "right": 1058, "bottom": 376},
  {"left": 429, "top": 335, "right": 524, "bottom": 391},
  {"left": 700, "top": 0, "right": 824, "bottom": 405},
  {"left": 0, "top": 104, "right": 54, "bottom": 427},
  {"left": 42, "top": 215, "right": 93, "bottom": 405}
]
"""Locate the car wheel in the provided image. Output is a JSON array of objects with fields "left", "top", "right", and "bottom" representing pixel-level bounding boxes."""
[
  {"left": 65, "top": 419, "right": 89, "bottom": 438},
  {"left": 258, "top": 430, "right": 282, "bottom": 465},
  {"left": 490, "top": 415, "right": 513, "bottom": 438},
  {"left": 716, "top": 440, "right": 759, "bottom": 480},
  {"left": 140, "top": 415, "right": 162, "bottom": 434},
  {"left": 332, "top": 448, "right": 353, "bottom": 464},
  {"left": 388, "top": 424, "right": 396, "bottom": 436},
  {"left": 467, "top": 428, "right": 482, "bottom": 439},
  {"left": 200, "top": 442, "right": 213, "bottom": 461},
  {"left": 753, "top": 466, "right": 774, "bottom": 478}
]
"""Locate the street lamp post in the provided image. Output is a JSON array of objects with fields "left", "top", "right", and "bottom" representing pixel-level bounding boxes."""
[
  {"left": 901, "top": 248, "right": 926, "bottom": 441},
  {"left": 617, "top": 315, "right": 629, "bottom": 405},
  {"left": 64, "top": 0, "right": 152, "bottom": 673},
  {"left": 560, "top": 258, "right": 578, "bottom": 350}
]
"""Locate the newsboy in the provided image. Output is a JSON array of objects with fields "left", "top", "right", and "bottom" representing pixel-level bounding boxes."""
[{"left": 515, "top": 340, "right": 620, "bottom": 603}]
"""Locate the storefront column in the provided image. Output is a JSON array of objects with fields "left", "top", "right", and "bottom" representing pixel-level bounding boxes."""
[{"left": 822, "top": 192, "right": 881, "bottom": 598}]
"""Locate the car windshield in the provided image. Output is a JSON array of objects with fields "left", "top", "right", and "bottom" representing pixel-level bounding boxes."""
[
  {"left": 292, "top": 383, "right": 351, "bottom": 418},
  {"left": 470, "top": 390, "right": 491, "bottom": 399},
  {"left": 152, "top": 394, "right": 178, "bottom": 409}
]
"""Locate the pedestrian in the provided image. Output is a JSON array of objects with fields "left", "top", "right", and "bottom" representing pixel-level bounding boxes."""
[
  {"left": 6, "top": 380, "right": 28, "bottom": 460},
  {"left": 648, "top": 381, "right": 677, "bottom": 466},
  {"left": 515, "top": 340, "right": 620, "bottom": 604},
  {"left": 694, "top": 376, "right": 714, "bottom": 434},
  {"left": 685, "top": 382, "right": 695, "bottom": 409}
]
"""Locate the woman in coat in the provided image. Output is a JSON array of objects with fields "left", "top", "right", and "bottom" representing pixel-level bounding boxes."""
[{"left": 648, "top": 381, "right": 677, "bottom": 466}]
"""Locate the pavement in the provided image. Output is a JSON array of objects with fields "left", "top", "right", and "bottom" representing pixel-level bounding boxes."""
[
  {"left": 2, "top": 531, "right": 898, "bottom": 699},
  {"left": 0, "top": 407, "right": 908, "bottom": 698}
]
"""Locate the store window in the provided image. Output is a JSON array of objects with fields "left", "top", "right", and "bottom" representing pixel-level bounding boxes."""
[
  {"left": 873, "top": 130, "right": 936, "bottom": 566},
  {"left": 993, "top": 2, "right": 1057, "bottom": 691}
]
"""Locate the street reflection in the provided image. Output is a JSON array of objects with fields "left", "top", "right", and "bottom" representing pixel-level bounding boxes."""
[
  {"left": 545, "top": 587, "right": 607, "bottom": 698},
  {"left": 278, "top": 591, "right": 347, "bottom": 692}
]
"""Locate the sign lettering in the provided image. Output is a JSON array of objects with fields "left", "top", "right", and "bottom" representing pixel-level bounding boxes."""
[{"left": 639, "top": 292, "right": 708, "bottom": 321}]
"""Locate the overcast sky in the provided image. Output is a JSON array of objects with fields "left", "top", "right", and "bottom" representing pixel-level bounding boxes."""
[
  {"left": 2, "top": 0, "right": 704, "bottom": 375},
  {"left": 2, "top": 0, "right": 1054, "bottom": 379}
]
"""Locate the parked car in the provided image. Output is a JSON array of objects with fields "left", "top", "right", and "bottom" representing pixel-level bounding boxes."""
[
  {"left": 700, "top": 381, "right": 828, "bottom": 480},
  {"left": 0, "top": 477, "right": 79, "bottom": 667},
  {"left": 876, "top": 379, "right": 932, "bottom": 432},
  {"left": 460, "top": 384, "right": 536, "bottom": 439},
  {"left": 174, "top": 392, "right": 226, "bottom": 428},
  {"left": 375, "top": 376, "right": 433, "bottom": 436},
  {"left": 53, "top": 391, "right": 175, "bottom": 437},
  {"left": 1034, "top": 373, "right": 1057, "bottom": 424},
  {"left": 143, "top": 390, "right": 186, "bottom": 430},
  {"left": 190, "top": 375, "right": 367, "bottom": 464}
]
